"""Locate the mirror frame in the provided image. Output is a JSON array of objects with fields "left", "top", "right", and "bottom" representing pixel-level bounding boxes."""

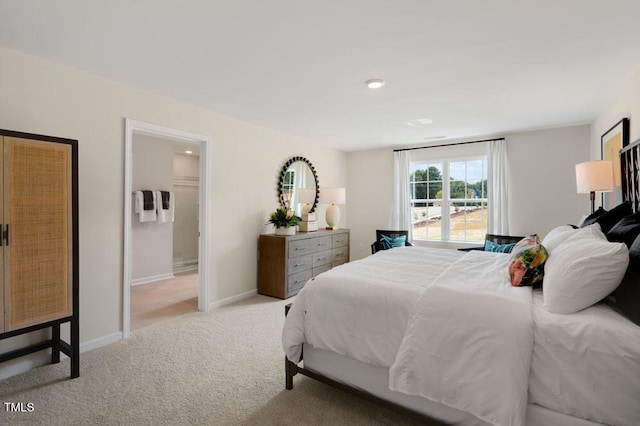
[{"left": 278, "top": 156, "right": 320, "bottom": 213}]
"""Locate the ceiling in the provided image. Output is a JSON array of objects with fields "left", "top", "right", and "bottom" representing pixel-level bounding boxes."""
[{"left": 1, "top": 1, "right": 640, "bottom": 152}]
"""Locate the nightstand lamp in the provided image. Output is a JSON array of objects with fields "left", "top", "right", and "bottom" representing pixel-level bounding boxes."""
[
  {"left": 321, "top": 187, "right": 346, "bottom": 230},
  {"left": 575, "top": 160, "right": 614, "bottom": 213}
]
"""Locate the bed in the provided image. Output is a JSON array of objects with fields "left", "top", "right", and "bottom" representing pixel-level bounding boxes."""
[{"left": 282, "top": 235, "right": 640, "bottom": 425}]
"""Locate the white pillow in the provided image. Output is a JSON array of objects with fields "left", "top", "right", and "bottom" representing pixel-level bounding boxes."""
[
  {"left": 542, "top": 225, "right": 576, "bottom": 252},
  {"left": 543, "top": 230, "right": 628, "bottom": 314},
  {"left": 566, "top": 223, "right": 606, "bottom": 241},
  {"left": 542, "top": 223, "right": 603, "bottom": 253}
]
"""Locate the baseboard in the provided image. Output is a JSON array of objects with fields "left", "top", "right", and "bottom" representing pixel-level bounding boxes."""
[
  {"left": 131, "top": 272, "right": 175, "bottom": 286},
  {"left": 79, "top": 331, "right": 123, "bottom": 353},
  {"left": 0, "top": 331, "right": 123, "bottom": 380},
  {"left": 208, "top": 289, "right": 257, "bottom": 310},
  {"left": 172, "top": 262, "right": 198, "bottom": 274},
  {"left": 0, "top": 352, "right": 51, "bottom": 380},
  {"left": 173, "top": 258, "right": 198, "bottom": 267},
  {"left": 60, "top": 331, "right": 123, "bottom": 359}
]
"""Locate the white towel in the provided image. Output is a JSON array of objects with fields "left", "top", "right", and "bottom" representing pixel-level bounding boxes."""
[
  {"left": 156, "top": 191, "right": 175, "bottom": 223},
  {"left": 134, "top": 191, "right": 157, "bottom": 222}
]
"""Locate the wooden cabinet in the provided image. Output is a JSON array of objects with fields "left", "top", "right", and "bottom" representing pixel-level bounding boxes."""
[
  {"left": 258, "top": 229, "right": 349, "bottom": 299},
  {"left": 0, "top": 130, "right": 79, "bottom": 379}
]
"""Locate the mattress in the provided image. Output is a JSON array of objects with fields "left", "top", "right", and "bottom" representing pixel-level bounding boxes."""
[{"left": 529, "top": 291, "right": 640, "bottom": 425}]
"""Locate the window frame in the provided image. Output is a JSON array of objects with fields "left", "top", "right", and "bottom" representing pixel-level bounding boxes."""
[{"left": 410, "top": 154, "right": 488, "bottom": 243}]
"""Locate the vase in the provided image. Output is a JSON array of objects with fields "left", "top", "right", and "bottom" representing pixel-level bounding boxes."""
[{"left": 275, "top": 226, "right": 296, "bottom": 236}]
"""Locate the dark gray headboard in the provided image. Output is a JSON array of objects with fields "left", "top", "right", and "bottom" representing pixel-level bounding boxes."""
[{"left": 621, "top": 138, "right": 640, "bottom": 213}]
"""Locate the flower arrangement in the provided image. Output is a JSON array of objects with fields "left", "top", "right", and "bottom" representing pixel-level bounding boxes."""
[{"left": 267, "top": 206, "right": 301, "bottom": 228}]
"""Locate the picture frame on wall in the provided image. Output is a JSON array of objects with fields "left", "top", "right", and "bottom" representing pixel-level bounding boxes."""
[{"left": 601, "top": 117, "right": 630, "bottom": 209}]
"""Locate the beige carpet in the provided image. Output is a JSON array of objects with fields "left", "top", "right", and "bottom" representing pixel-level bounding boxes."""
[{"left": 0, "top": 295, "right": 423, "bottom": 425}]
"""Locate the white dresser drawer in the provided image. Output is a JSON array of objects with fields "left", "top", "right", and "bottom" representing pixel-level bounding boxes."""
[
  {"left": 313, "top": 264, "right": 332, "bottom": 276},
  {"left": 288, "top": 254, "right": 312, "bottom": 274},
  {"left": 288, "top": 269, "right": 312, "bottom": 296},
  {"left": 288, "top": 239, "right": 313, "bottom": 258},
  {"left": 332, "top": 246, "right": 348, "bottom": 264},
  {"left": 311, "top": 236, "right": 333, "bottom": 253},
  {"left": 333, "top": 233, "right": 349, "bottom": 248},
  {"left": 312, "top": 250, "right": 332, "bottom": 268}
]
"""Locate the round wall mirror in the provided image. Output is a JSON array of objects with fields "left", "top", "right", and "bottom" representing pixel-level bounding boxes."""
[{"left": 278, "top": 156, "right": 319, "bottom": 214}]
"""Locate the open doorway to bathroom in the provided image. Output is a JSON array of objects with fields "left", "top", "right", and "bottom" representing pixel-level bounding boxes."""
[
  {"left": 129, "top": 139, "right": 201, "bottom": 331},
  {"left": 123, "top": 119, "right": 210, "bottom": 339}
]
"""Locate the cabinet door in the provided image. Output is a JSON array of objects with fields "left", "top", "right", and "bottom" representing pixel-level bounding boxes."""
[
  {"left": 0, "top": 139, "right": 3, "bottom": 332},
  {"left": 4, "top": 137, "right": 73, "bottom": 331}
]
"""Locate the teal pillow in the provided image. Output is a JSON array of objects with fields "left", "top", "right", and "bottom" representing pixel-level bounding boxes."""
[
  {"left": 380, "top": 234, "right": 406, "bottom": 250},
  {"left": 484, "top": 240, "right": 516, "bottom": 253}
]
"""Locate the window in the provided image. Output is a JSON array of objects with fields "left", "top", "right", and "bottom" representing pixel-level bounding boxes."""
[
  {"left": 282, "top": 169, "right": 295, "bottom": 207},
  {"left": 410, "top": 156, "right": 488, "bottom": 242}
]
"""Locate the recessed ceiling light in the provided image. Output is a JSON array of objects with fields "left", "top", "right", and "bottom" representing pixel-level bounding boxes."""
[
  {"left": 185, "top": 150, "right": 193, "bottom": 154},
  {"left": 365, "top": 79, "right": 385, "bottom": 89},
  {"left": 406, "top": 118, "right": 433, "bottom": 126}
]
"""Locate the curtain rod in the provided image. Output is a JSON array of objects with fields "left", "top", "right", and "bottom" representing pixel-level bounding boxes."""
[{"left": 393, "top": 137, "right": 505, "bottom": 152}]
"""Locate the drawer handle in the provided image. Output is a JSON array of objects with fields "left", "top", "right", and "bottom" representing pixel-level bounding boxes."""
[
  {"left": 295, "top": 247, "right": 308, "bottom": 251},
  {"left": 294, "top": 263, "right": 309, "bottom": 268}
]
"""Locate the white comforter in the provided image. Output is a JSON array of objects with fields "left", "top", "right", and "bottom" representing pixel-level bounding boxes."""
[
  {"left": 389, "top": 250, "right": 533, "bottom": 426},
  {"left": 283, "top": 246, "right": 464, "bottom": 366},
  {"left": 282, "top": 247, "right": 533, "bottom": 425}
]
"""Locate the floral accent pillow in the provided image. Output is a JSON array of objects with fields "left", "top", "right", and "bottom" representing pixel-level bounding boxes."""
[{"left": 508, "top": 235, "right": 548, "bottom": 287}]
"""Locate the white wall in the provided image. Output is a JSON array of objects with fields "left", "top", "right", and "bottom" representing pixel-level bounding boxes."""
[
  {"left": 174, "top": 152, "right": 200, "bottom": 177},
  {"left": 0, "top": 46, "right": 347, "bottom": 373},
  {"left": 507, "top": 126, "right": 591, "bottom": 235},
  {"left": 347, "top": 125, "right": 590, "bottom": 261},
  {"left": 131, "top": 134, "right": 174, "bottom": 283},
  {"left": 591, "top": 67, "right": 640, "bottom": 162},
  {"left": 346, "top": 148, "right": 395, "bottom": 259}
]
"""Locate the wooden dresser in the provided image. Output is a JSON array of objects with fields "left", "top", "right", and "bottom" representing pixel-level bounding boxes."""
[{"left": 258, "top": 229, "right": 349, "bottom": 299}]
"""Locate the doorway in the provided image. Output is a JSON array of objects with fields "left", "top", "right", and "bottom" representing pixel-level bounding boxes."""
[{"left": 123, "top": 119, "right": 210, "bottom": 338}]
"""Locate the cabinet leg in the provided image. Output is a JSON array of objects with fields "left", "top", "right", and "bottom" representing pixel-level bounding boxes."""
[
  {"left": 71, "top": 317, "right": 80, "bottom": 378},
  {"left": 51, "top": 324, "right": 61, "bottom": 364}
]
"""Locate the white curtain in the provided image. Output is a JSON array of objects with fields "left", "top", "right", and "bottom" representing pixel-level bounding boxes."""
[
  {"left": 487, "top": 139, "right": 509, "bottom": 234},
  {"left": 392, "top": 150, "right": 412, "bottom": 239}
]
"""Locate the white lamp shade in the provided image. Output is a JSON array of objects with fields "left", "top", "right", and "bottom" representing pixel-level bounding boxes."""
[
  {"left": 575, "top": 161, "right": 614, "bottom": 193},
  {"left": 320, "top": 187, "right": 346, "bottom": 205}
]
